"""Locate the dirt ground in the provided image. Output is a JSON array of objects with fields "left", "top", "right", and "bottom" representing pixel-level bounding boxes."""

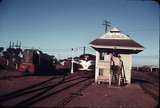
[{"left": 0, "top": 69, "right": 159, "bottom": 108}]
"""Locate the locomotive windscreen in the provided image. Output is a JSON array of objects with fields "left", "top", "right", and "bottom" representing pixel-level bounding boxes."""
[{"left": 79, "top": 54, "right": 95, "bottom": 61}]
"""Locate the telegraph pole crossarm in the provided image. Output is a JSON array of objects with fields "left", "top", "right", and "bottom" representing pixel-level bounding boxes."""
[{"left": 103, "top": 20, "right": 111, "bottom": 33}]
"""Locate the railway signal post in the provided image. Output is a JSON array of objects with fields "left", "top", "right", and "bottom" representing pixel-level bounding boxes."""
[{"left": 71, "top": 48, "right": 74, "bottom": 74}]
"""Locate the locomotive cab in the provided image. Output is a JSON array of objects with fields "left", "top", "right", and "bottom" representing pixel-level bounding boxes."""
[
  {"left": 18, "top": 49, "right": 41, "bottom": 74},
  {"left": 78, "top": 54, "right": 95, "bottom": 71}
]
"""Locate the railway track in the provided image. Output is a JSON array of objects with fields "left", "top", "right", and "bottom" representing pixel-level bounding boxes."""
[
  {"left": 0, "top": 72, "right": 93, "bottom": 107},
  {"left": 0, "top": 75, "right": 61, "bottom": 101},
  {"left": 0, "top": 74, "right": 31, "bottom": 80},
  {"left": 0, "top": 73, "right": 80, "bottom": 101},
  {"left": 54, "top": 78, "right": 94, "bottom": 107},
  {"left": 132, "top": 71, "right": 159, "bottom": 103},
  {"left": 140, "top": 83, "right": 159, "bottom": 102}
]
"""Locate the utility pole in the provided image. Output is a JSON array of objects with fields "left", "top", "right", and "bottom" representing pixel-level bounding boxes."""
[
  {"left": 16, "top": 40, "right": 18, "bottom": 48},
  {"left": 103, "top": 20, "right": 111, "bottom": 33},
  {"left": 12, "top": 42, "right": 14, "bottom": 48},
  {"left": 9, "top": 41, "right": 11, "bottom": 48},
  {"left": 83, "top": 46, "right": 86, "bottom": 55},
  {"left": 19, "top": 41, "right": 21, "bottom": 48}
]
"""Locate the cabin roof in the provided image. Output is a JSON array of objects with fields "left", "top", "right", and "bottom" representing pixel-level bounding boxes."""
[
  {"left": 90, "top": 27, "right": 144, "bottom": 53},
  {"left": 90, "top": 39, "right": 144, "bottom": 48}
]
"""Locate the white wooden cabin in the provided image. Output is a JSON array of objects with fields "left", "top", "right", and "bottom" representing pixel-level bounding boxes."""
[{"left": 90, "top": 27, "right": 144, "bottom": 85}]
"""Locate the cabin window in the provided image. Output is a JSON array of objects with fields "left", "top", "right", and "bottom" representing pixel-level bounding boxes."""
[
  {"left": 99, "top": 68, "right": 104, "bottom": 76},
  {"left": 99, "top": 52, "right": 105, "bottom": 60}
]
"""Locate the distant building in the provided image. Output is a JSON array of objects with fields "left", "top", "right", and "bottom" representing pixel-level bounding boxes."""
[{"left": 90, "top": 27, "right": 144, "bottom": 85}]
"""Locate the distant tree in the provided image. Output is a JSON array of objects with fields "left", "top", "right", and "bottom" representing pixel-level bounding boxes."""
[
  {"left": 3, "top": 51, "right": 10, "bottom": 59},
  {"left": 0, "top": 47, "right": 4, "bottom": 52}
]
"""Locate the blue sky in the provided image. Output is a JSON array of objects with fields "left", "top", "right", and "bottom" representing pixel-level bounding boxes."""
[{"left": 0, "top": 0, "right": 159, "bottom": 66}]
